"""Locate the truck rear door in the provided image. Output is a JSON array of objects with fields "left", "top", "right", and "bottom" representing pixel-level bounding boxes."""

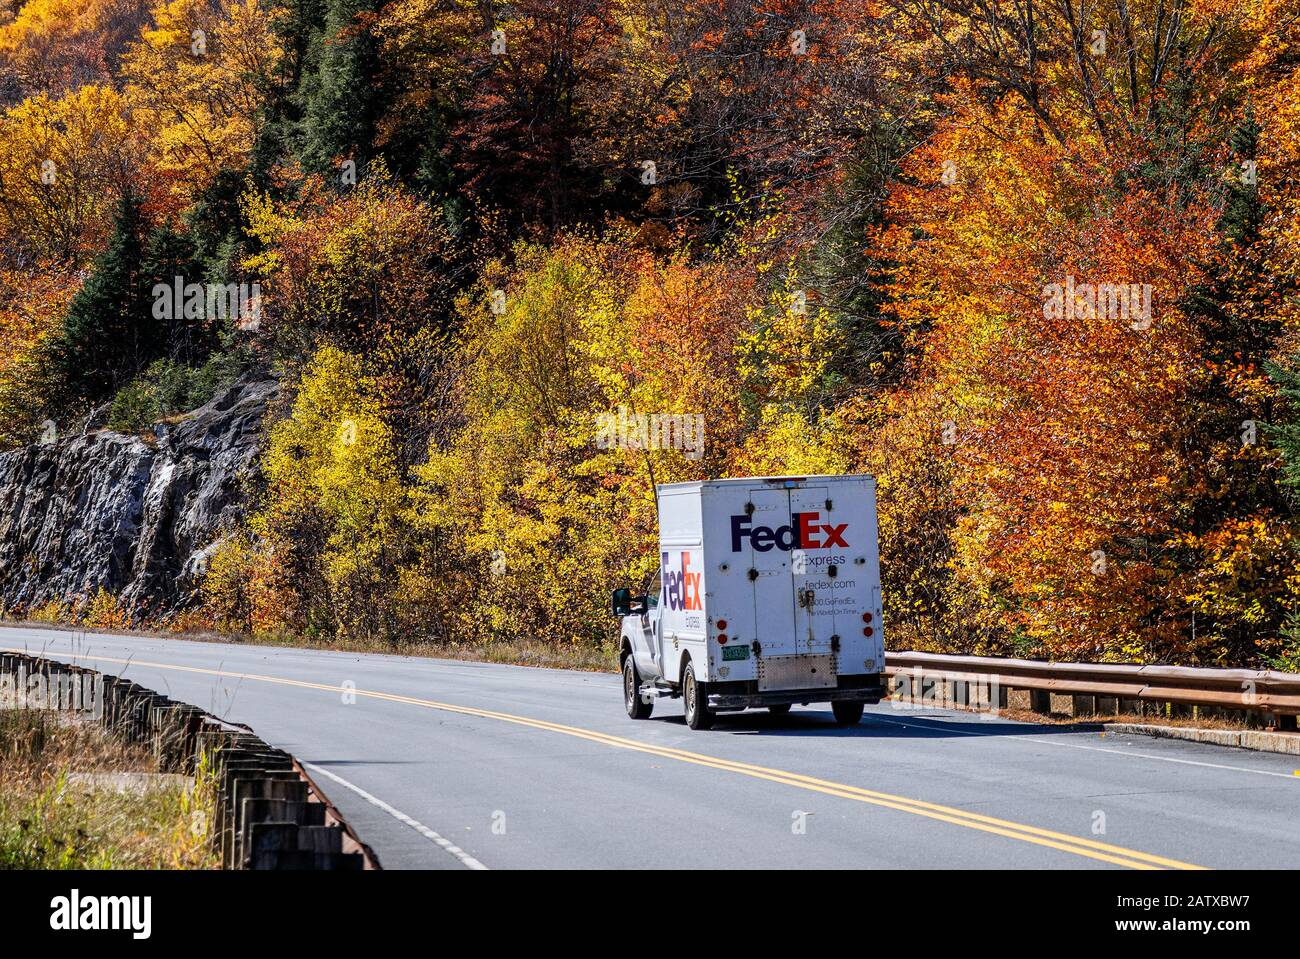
[
  {"left": 742, "top": 487, "right": 798, "bottom": 657},
  {"left": 789, "top": 485, "right": 844, "bottom": 656}
]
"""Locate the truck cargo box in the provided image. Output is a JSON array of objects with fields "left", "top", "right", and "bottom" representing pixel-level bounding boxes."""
[{"left": 614, "top": 475, "right": 886, "bottom": 728}]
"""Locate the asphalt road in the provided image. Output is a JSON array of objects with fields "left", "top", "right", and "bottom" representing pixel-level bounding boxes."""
[{"left": 3, "top": 626, "right": 1298, "bottom": 870}]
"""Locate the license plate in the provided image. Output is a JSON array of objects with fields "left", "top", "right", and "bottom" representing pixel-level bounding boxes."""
[
  {"left": 722, "top": 645, "right": 749, "bottom": 661},
  {"left": 757, "top": 654, "right": 836, "bottom": 691}
]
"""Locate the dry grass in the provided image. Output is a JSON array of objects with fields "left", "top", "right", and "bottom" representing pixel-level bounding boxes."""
[{"left": 0, "top": 710, "right": 219, "bottom": 869}]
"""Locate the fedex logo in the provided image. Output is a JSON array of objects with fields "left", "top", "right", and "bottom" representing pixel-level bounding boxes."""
[
  {"left": 730, "top": 512, "right": 848, "bottom": 553},
  {"left": 662, "top": 550, "right": 702, "bottom": 611}
]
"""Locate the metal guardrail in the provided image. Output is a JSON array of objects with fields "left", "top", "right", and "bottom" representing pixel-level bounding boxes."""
[
  {"left": 884, "top": 651, "right": 1300, "bottom": 723},
  {"left": 0, "top": 651, "right": 380, "bottom": 869}
]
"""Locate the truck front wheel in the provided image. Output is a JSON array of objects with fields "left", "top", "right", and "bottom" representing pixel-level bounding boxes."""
[
  {"left": 624, "top": 656, "right": 653, "bottom": 720},
  {"left": 832, "top": 700, "right": 865, "bottom": 725},
  {"left": 683, "top": 662, "right": 714, "bottom": 730}
]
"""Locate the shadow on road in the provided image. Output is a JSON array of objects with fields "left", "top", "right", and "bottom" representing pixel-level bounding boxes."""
[
  {"left": 653, "top": 710, "right": 1103, "bottom": 739},
  {"left": 294, "top": 759, "right": 423, "bottom": 766}
]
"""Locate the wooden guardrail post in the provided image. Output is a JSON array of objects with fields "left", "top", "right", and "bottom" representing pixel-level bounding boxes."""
[
  {"left": 1071, "top": 694, "right": 1097, "bottom": 718},
  {"left": 0, "top": 652, "right": 380, "bottom": 871}
]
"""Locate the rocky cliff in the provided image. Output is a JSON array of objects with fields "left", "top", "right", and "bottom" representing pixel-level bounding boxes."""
[{"left": 0, "top": 376, "right": 277, "bottom": 618}]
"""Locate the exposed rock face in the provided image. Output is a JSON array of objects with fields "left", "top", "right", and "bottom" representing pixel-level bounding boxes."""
[{"left": 0, "top": 377, "right": 277, "bottom": 617}]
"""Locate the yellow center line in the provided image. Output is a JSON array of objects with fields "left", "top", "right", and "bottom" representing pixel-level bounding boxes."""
[{"left": 4, "top": 646, "right": 1206, "bottom": 870}]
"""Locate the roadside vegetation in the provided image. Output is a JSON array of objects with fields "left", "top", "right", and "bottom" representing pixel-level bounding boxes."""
[
  {"left": 2, "top": 1, "right": 1300, "bottom": 669},
  {"left": 6, "top": 616, "right": 620, "bottom": 672},
  {"left": 0, "top": 710, "right": 218, "bottom": 869}
]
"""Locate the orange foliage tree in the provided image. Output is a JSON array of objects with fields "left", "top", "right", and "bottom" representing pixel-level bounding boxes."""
[{"left": 863, "top": 2, "right": 1300, "bottom": 664}]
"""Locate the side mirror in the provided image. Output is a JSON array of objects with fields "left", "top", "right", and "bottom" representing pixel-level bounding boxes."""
[{"left": 611, "top": 588, "right": 633, "bottom": 617}]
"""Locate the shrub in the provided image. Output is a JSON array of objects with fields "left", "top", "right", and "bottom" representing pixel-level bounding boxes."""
[
  {"left": 106, "top": 352, "right": 246, "bottom": 434},
  {"left": 107, "top": 379, "right": 158, "bottom": 434},
  {"left": 79, "top": 588, "right": 131, "bottom": 629}
]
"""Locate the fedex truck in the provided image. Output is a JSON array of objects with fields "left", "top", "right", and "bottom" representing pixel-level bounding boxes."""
[{"left": 612, "top": 475, "right": 886, "bottom": 730}]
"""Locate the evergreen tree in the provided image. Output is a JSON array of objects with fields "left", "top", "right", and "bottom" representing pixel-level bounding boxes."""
[
  {"left": 1266, "top": 363, "right": 1300, "bottom": 494},
  {"left": 258, "top": 0, "right": 327, "bottom": 169},
  {"left": 297, "top": 0, "right": 384, "bottom": 175},
  {"left": 139, "top": 225, "right": 207, "bottom": 365},
  {"left": 1223, "top": 106, "right": 1262, "bottom": 245},
  {"left": 184, "top": 168, "right": 248, "bottom": 282},
  {"left": 44, "top": 194, "right": 152, "bottom": 414},
  {"left": 1173, "top": 108, "right": 1292, "bottom": 658},
  {"left": 42, "top": 195, "right": 211, "bottom": 419}
]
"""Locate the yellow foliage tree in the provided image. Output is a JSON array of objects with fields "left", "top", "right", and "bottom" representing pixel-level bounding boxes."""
[
  {"left": 0, "top": 0, "right": 146, "bottom": 97},
  {"left": 240, "top": 345, "right": 430, "bottom": 643},
  {"left": 122, "top": 0, "right": 284, "bottom": 209},
  {"left": 0, "top": 84, "right": 137, "bottom": 264},
  {"left": 416, "top": 232, "right": 848, "bottom": 648}
]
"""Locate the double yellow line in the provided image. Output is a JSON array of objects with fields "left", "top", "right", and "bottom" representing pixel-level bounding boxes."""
[{"left": 4, "top": 646, "right": 1205, "bottom": 870}]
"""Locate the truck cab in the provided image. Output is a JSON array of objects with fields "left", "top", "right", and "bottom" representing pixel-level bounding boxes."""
[{"left": 614, "top": 475, "right": 886, "bottom": 729}]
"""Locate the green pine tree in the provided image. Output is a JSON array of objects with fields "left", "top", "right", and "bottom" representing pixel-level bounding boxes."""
[
  {"left": 43, "top": 195, "right": 213, "bottom": 419},
  {"left": 44, "top": 194, "right": 152, "bottom": 415},
  {"left": 1265, "top": 363, "right": 1300, "bottom": 493},
  {"left": 297, "top": 0, "right": 384, "bottom": 175}
]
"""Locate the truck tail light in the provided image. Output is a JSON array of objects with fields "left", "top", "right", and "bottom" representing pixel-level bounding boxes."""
[
  {"left": 862, "top": 627, "right": 874, "bottom": 637},
  {"left": 717, "top": 633, "right": 728, "bottom": 644},
  {"left": 862, "top": 612, "right": 873, "bottom": 623},
  {"left": 716, "top": 619, "right": 727, "bottom": 630}
]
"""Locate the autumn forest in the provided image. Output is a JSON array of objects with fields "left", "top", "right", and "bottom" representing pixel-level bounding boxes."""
[{"left": 1, "top": 0, "right": 1298, "bottom": 668}]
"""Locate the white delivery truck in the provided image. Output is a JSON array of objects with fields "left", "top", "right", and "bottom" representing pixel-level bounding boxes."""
[{"left": 612, "top": 474, "right": 886, "bottom": 729}]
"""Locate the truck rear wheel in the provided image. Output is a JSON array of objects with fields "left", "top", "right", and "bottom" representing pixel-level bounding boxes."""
[
  {"left": 623, "top": 656, "right": 653, "bottom": 720},
  {"left": 832, "top": 700, "right": 865, "bottom": 725},
  {"left": 683, "top": 662, "right": 714, "bottom": 730}
]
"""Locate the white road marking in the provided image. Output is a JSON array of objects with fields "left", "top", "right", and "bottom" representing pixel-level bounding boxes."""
[
  {"left": 865, "top": 712, "right": 1300, "bottom": 781},
  {"left": 301, "top": 762, "right": 488, "bottom": 871}
]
